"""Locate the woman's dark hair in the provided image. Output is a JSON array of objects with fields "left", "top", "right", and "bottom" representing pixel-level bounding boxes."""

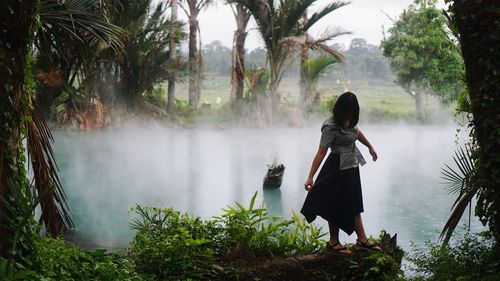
[{"left": 332, "top": 92, "right": 359, "bottom": 128}]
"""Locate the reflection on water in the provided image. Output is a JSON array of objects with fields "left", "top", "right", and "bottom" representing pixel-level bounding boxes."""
[
  {"left": 55, "top": 123, "right": 484, "bottom": 250},
  {"left": 263, "top": 187, "right": 283, "bottom": 217}
]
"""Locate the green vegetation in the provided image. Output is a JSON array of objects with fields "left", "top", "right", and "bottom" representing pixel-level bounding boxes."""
[
  {"left": 0, "top": 193, "right": 405, "bottom": 281},
  {"left": 1, "top": 0, "right": 499, "bottom": 280},
  {"left": 128, "top": 192, "right": 325, "bottom": 280},
  {"left": 167, "top": 75, "right": 438, "bottom": 125},
  {"left": 406, "top": 232, "right": 500, "bottom": 281},
  {"left": 381, "top": 0, "right": 464, "bottom": 122},
  {"left": 446, "top": 0, "right": 500, "bottom": 243}
]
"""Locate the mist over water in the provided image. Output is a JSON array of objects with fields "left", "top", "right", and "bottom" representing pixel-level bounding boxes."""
[{"left": 54, "top": 121, "right": 484, "bottom": 251}]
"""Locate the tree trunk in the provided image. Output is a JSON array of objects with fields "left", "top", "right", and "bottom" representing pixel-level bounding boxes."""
[
  {"left": 230, "top": 4, "right": 250, "bottom": 105},
  {"left": 268, "top": 57, "right": 281, "bottom": 120},
  {"left": 214, "top": 232, "right": 402, "bottom": 281},
  {"left": 299, "top": 12, "right": 311, "bottom": 113},
  {"left": 415, "top": 90, "right": 425, "bottom": 122},
  {"left": 0, "top": 0, "right": 37, "bottom": 255},
  {"left": 167, "top": 0, "right": 178, "bottom": 114},
  {"left": 451, "top": 0, "right": 500, "bottom": 240},
  {"left": 299, "top": 44, "right": 310, "bottom": 113},
  {"left": 188, "top": 5, "right": 200, "bottom": 111}
]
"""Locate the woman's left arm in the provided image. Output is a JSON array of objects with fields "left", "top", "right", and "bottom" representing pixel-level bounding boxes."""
[{"left": 358, "top": 130, "right": 378, "bottom": 161}]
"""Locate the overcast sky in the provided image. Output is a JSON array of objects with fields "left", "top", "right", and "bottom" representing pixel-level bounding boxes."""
[{"left": 180, "top": 0, "right": 447, "bottom": 50}]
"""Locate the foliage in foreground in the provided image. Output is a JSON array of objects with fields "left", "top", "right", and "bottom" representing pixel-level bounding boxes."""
[
  {"left": 129, "top": 192, "right": 325, "bottom": 280},
  {"left": 406, "top": 232, "right": 500, "bottom": 281},
  {"left": 1, "top": 192, "right": 404, "bottom": 281},
  {"left": 1, "top": 238, "right": 144, "bottom": 281}
]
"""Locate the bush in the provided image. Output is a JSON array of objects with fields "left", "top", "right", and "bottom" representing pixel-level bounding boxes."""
[
  {"left": 129, "top": 206, "right": 221, "bottom": 280},
  {"left": 406, "top": 232, "right": 500, "bottom": 281},
  {"left": 23, "top": 238, "right": 144, "bottom": 281},
  {"left": 128, "top": 192, "right": 325, "bottom": 280},
  {"left": 213, "top": 192, "right": 325, "bottom": 257}
]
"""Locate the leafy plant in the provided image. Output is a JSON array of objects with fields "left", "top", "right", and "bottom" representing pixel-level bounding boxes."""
[
  {"left": 406, "top": 232, "right": 499, "bottom": 281},
  {"left": 129, "top": 206, "right": 219, "bottom": 280},
  {"left": 28, "top": 238, "right": 144, "bottom": 281},
  {"left": 214, "top": 192, "right": 325, "bottom": 256},
  {"left": 440, "top": 145, "right": 479, "bottom": 243}
]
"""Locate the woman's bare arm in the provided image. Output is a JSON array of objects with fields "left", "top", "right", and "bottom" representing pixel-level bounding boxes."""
[
  {"left": 358, "top": 130, "right": 378, "bottom": 161},
  {"left": 304, "top": 146, "right": 328, "bottom": 191}
]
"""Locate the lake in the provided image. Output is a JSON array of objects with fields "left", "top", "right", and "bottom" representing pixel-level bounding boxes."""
[{"left": 54, "top": 121, "right": 484, "bottom": 251}]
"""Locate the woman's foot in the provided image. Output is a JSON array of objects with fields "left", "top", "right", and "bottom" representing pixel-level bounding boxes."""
[
  {"left": 355, "top": 238, "right": 381, "bottom": 251},
  {"left": 327, "top": 241, "right": 352, "bottom": 255}
]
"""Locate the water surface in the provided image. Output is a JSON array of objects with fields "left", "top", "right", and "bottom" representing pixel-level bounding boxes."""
[{"left": 55, "top": 122, "right": 484, "bottom": 250}]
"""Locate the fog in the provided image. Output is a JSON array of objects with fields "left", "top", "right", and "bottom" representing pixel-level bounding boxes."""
[{"left": 56, "top": 120, "right": 484, "bottom": 251}]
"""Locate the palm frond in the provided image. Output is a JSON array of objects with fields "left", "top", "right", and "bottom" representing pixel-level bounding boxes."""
[
  {"left": 280, "top": 0, "right": 316, "bottom": 37},
  {"left": 441, "top": 146, "right": 475, "bottom": 195},
  {"left": 231, "top": 0, "right": 273, "bottom": 49},
  {"left": 310, "top": 42, "right": 345, "bottom": 62},
  {"left": 303, "top": 56, "right": 338, "bottom": 84},
  {"left": 39, "top": 0, "right": 127, "bottom": 53},
  {"left": 440, "top": 184, "right": 479, "bottom": 244},
  {"left": 312, "top": 27, "right": 351, "bottom": 44},
  {"left": 26, "top": 104, "right": 73, "bottom": 235},
  {"left": 303, "top": 1, "right": 350, "bottom": 31},
  {"left": 279, "top": 35, "right": 346, "bottom": 62},
  {"left": 439, "top": 145, "right": 478, "bottom": 244}
]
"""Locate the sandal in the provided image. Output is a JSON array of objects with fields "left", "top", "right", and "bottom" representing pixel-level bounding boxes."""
[
  {"left": 356, "top": 239, "right": 381, "bottom": 251},
  {"left": 326, "top": 241, "right": 352, "bottom": 255}
]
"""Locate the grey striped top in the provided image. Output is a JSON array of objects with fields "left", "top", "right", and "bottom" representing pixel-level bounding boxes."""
[{"left": 319, "top": 117, "right": 367, "bottom": 170}]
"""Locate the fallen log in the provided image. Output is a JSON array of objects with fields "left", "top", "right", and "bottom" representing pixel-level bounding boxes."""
[{"left": 214, "top": 232, "right": 402, "bottom": 281}]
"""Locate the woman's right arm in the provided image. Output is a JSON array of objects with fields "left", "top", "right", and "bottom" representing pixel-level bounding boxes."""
[{"left": 304, "top": 146, "right": 328, "bottom": 192}]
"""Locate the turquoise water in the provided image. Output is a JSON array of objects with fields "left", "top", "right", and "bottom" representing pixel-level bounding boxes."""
[{"left": 54, "top": 122, "right": 484, "bottom": 251}]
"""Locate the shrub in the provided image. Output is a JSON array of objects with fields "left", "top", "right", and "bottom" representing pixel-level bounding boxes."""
[
  {"left": 27, "top": 238, "right": 144, "bottom": 281},
  {"left": 213, "top": 192, "right": 325, "bottom": 257},
  {"left": 128, "top": 192, "right": 326, "bottom": 280},
  {"left": 129, "top": 206, "right": 220, "bottom": 280},
  {"left": 406, "top": 232, "right": 500, "bottom": 281}
]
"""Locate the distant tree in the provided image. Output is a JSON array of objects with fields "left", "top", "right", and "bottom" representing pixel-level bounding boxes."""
[
  {"left": 339, "top": 38, "right": 393, "bottom": 82},
  {"left": 246, "top": 47, "right": 267, "bottom": 68},
  {"left": 381, "top": 0, "right": 464, "bottom": 122},
  {"left": 202, "top": 40, "right": 232, "bottom": 75},
  {"left": 232, "top": 0, "right": 347, "bottom": 117}
]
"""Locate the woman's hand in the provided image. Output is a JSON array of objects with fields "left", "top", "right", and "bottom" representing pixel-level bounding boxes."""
[
  {"left": 304, "top": 178, "right": 314, "bottom": 192},
  {"left": 369, "top": 147, "right": 378, "bottom": 161}
]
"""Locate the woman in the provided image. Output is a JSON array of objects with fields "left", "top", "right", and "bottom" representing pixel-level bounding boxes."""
[{"left": 301, "top": 92, "right": 381, "bottom": 254}]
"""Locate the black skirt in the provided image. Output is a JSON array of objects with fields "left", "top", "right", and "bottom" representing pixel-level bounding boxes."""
[{"left": 300, "top": 153, "right": 364, "bottom": 235}]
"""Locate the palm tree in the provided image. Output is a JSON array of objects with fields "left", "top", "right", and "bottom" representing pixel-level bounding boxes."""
[
  {"left": 35, "top": 0, "right": 125, "bottom": 107},
  {"left": 228, "top": 2, "right": 251, "bottom": 104},
  {"left": 37, "top": 0, "right": 184, "bottom": 127},
  {"left": 298, "top": 3, "right": 349, "bottom": 113},
  {"left": 231, "top": 0, "right": 348, "bottom": 114},
  {"left": 1, "top": 0, "right": 125, "bottom": 255},
  {"left": 109, "top": 1, "right": 183, "bottom": 107},
  {"left": 167, "top": 0, "right": 179, "bottom": 114},
  {"left": 300, "top": 56, "right": 339, "bottom": 112},
  {"left": 180, "top": 0, "right": 214, "bottom": 111}
]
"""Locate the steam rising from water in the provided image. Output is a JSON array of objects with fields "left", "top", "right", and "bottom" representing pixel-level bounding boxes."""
[{"left": 54, "top": 121, "right": 484, "bottom": 250}]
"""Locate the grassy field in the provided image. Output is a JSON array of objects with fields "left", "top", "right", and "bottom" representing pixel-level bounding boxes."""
[{"left": 161, "top": 74, "right": 452, "bottom": 123}]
